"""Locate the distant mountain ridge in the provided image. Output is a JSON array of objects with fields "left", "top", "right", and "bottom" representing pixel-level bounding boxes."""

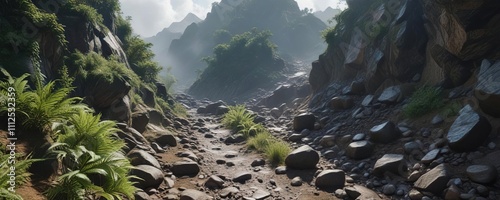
[
  {"left": 167, "top": 13, "right": 202, "bottom": 33},
  {"left": 314, "top": 6, "right": 341, "bottom": 26}
]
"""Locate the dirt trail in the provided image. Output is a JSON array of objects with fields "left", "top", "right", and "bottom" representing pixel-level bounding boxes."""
[{"left": 156, "top": 109, "right": 339, "bottom": 200}]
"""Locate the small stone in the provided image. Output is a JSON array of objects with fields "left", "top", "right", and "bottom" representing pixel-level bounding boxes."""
[
  {"left": 431, "top": 115, "right": 444, "bottom": 125},
  {"left": 382, "top": 184, "right": 396, "bottom": 195},
  {"left": 488, "top": 142, "right": 496, "bottom": 150},
  {"left": 232, "top": 172, "right": 252, "bottom": 183},
  {"left": 252, "top": 189, "right": 271, "bottom": 200},
  {"left": 373, "top": 154, "right": 406, "bottom": 177},
  {"left": 291, "top": 177, "right": 302, "bottom": 186},
  {"left": 378, "top": 86, "right": 402, "bottom": 104},
  {"left": 414, "top": 164, "right": 450, "bottom": 195},
  {"left": 315, "top": 169, "right": 345, "bottom": 190},
  {"left": 346, "top": 141, "right": 374, "bottom": 160},
  {"left": 275, "top": 166, "right": 287, "bottom": 174},
  {"left": 466, "top": 165, "right": 498, "bottom": 184},
  {"left": 352, "top": 133, "right": 366, "bottom": 141},
  {"left": 204, "top": 175, "right": 224, "bottom": 189},
  {"left": 421, "top": 149, "right": 440, "bottom": 164},
  {"left": 251, "top": 159, "right": 266, "bottom": 167}
]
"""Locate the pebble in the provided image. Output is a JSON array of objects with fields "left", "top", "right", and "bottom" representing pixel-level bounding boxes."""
[{"left": 382, "top": 184, "right": 396, "bottom": 195}]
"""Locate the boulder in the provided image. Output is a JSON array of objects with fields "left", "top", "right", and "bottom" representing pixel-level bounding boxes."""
[
  {"left": 204, "top": 175, "right": 224, "bottom": 189},
  {"left": 180, "top": 189, "right": 212, "bottom": 200},
  {"left": 155, "top": 133, "right": 178, "bottom": 147},
  {"left": 319, "top": 135, "right": 336, "bottom": 147},
  {"left": 130, "top": 165, "right": 164, "bottom": 189},
  {"left": 447, "top": 105, "right": 491, "bottom": 152},
  {"left": 285, "top": 145, "right": 319, "bottom": 169},
  {"left": 377, "top": 86, "right": 402, "bottom": 104},
  {"left": 203, "top": 101, "right": 226, "bottom": 115},
  {"left": 369, "top": 121, "right": 401, "bottom": 144},
  {"left": 170, "top": 161, "right": 200, "bottom": 177},
  {"left": 131, "top": 112, "right": 149, "bottom": 133},
  {"left": 373, "top": 154, "right": 406, "bottom": 177},
  {"left": 414, "top": 164, "right": 450, "bottom": 195},
  {"left": 346, "top": 141, "right": 374, "bottom": 160},
  {"left": 466, "top": 165, "right": 498, "bottom": 184},
  {"left": 232, "top": 172, "right": 252, "bottom": 183},
  {"left": 315, "top": 170, "right": 345, "bottom": 190},
  {"left": 215, "top": 105, "right": 229, "bottom": 115},
  {"left": 475, "top": 60, "right": 500, "bottom": 117},
  {"left": 127, "top": 149, "right": 161, "bottom": 169},
  {"left": 293, "top": 113, "right": 316, "bottom": 131},
  {"left": 329, "top": 96, "right": 354, "bottom": 109}
]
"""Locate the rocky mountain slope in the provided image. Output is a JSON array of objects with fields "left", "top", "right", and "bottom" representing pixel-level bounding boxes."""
[{"left": 313, "top": 6, "right": 341, "bottom": 26}]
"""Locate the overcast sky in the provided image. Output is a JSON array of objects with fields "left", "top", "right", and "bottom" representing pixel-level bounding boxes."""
[{"left": 119, "top": 0, "right": 346, "bottom": 37}]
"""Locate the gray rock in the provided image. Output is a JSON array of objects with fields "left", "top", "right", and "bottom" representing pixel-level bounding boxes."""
[
  {"left": 219, "top": 187, "right": 239, "bottom": 198},
  {"left": 315, "top": 169, "right": 345, "bottom": 190},
  {"left": 275, "top": 166, "right": 287, "bottom": 174},
  {"left": 319, "top": 135, "right": 336, "bottom": 147},
  {"left": 270, "top": 108, "right": 281, "bottom": 118},
  {"left": 293, "top": 113, "right": 316, "bottom": 131},
  {"left": 252, "top": 189, "right": 271, "bottom": 200},
  {"left": 329, "top": 96, "right": 354, "bottom": 109},
  {"left": 171, "top": 161, "right": 200, "bottom": 177},
  {"left": 369, "top": 121, "right": 401, "bottom": 144},
  {"left": 474, "top": 59, "right": 500, "bottom": 117},
  {"left": 151, "top": 142, "right": 165, "bottom": 153},
  {"left": 134, "top": 190, "right": 151, "bottom": 200},
  {"left": 361, "top": 95, "right": 374, "bottom": 107},
  {"left": 232, "top": 172, "right": 252, "bottom": 183},
  {"left": 132, "top": 112, "right": 149, "bottom": 133},
  {"left": 378, "top": 86, "right": 402, "bottom": 104},
  {"left": 215, "top": 105, "right": 229, "bottom": 115},
  {"left": 345, "top": 185, "right": 382, "bottom": 200},
  {"left": 373, "top": 154, "right": 406, "bottom": 177},
  {"left": 431, "top": 115, "right": 444, "bottom": 125},
  {"left": 345, "top": 141, "right": 374, "bottom": 160},
  {"left": 408, "top": 189, "right": 423, "bottom": 200},
  {"left": 288, "top": 133, "right": 304, "bottom": 142},
  {"left": 414, "top": 164, "right": 450, "bottom": 195},
  {"left": 285, "top": 145, "right": 319, "bottom": 169},
  {"left": 352, "top": 133, "right": 365, "bottom": 141},
  {"left": 155, "top": 133, "right": 178, "bottom": 147},
  {"left": 180, "top": 189, "right": 212, "bottom": 200},
  {"left": 466, "top": 165, "right": 498, "bottom": 184},
  {"left": 225, "top": 134, "right": 246, "bottom": 144},
  {"left": 445, "top": 185, "right": 461, "bottom": 200},
  {"left": 204, "top": 175, "right": 224, "bottom": 189},
  {"left": 421, "top": 149, "right": 440, "bottom": 164},
  {"left": 251, "top": 159, "right": 266, "bottom": 167},
  {"left": 130, "top": 165, "right": 164, "bottom": 189},
  {"left": 127, "top": 149, "right": 162, "bottom": 169},
  {"left": 404, "top": 141, "right": 421, "bottom": 154},
  {"left": 447, "top": 105, "right": 491, "bottom": 152},
  {"left": 382, "top": 184, "right": 396, "bottom": 195},
  {"left": 291, "top": 176, "right": 303, "bottom": 186}
]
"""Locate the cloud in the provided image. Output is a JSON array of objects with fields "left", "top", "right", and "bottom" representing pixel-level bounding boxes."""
[{"left": 119, "top": 0, "right": 345, "bottom": 37}]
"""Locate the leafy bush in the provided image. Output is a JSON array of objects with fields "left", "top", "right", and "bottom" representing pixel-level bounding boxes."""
[
  {"left": 222, "top": 105, "right": 255, "bottom": 132},
  {"left": 124, "top": 36, "right": 161, "bottom": 83},
  {"left": 265, "top": 141, "right": 291, "bottom": 166},
  {"left": 403, "top": 86, "right": 444, "bottom": 118},
  {"left": 0, "top": 152, "right": 38, "bottom": 200},
  {"left": 65, "top": 51, "right": 141, "bottom": 88}
]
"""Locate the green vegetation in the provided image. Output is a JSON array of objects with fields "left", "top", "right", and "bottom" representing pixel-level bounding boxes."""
[
  {"left": 222, "top": 105, "right": 291, "bottom": 165},
  {"left": 441, "top": 101, "right": 462, "bottom": 118},
  {"left": 190, "top": 29, "right": 285, "bottom": 101},
  {"left": 0, "top": 152, "right": 38, "bottom": 200},
  {"left": 403, "top": 86, "right": 444, "bottom": 118},
  {"left": 0, "top": 73, "right": 137, "bottom": 200},
  {"left": 123, "top": 36, "right": 162, "bottom": 83}
]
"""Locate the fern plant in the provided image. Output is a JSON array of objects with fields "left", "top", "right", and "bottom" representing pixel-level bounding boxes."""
[
  {"left": 222, "top": 105, "right": 255, "bottom": 132},
  {"left": 0, "top": 152, "right": 39, "bottom": 200},
  {"left": 46, "top": 146, "right": 136, "bottom": 200}
]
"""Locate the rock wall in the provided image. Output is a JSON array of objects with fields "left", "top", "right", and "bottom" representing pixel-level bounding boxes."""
[{"left": 310, "top": 0, "right": 500, "bottom": 94}]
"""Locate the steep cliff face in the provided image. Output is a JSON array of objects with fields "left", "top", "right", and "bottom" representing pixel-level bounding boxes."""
[{"left": 310, "top": 0, "right": 500, "bottom": 95}]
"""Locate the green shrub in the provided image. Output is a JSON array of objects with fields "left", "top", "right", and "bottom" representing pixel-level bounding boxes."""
[
  {"left": 238, "top": 121, "right": 267, "bottom": 139},
  {"left": 247, "top": 132, "right": 272, "bottom": 150},
  {"left": 124, "top": 36, "right": 161, "bottom": 83},
  {"left": 441, "top": 101, "right": 462, "bottom": 118},
  {"left": 222, "top": 105, "right": 255, "bottom": 132},
  {"left": 0, "top": 152, "right": 38, "bottom": 200},
  {"left": 265, "top": 141, "right": 291, "bottom": 166},
  {"left": 403, "top": 86, "right": 444, "bottom": 118},
  {"left": 172, "top": 103, "right": 188, "bottom": 118}
]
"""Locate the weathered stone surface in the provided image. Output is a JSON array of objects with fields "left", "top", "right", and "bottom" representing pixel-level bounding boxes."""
[
  {"left": 447, "top": 105, "right": 491, "bottom": 152},
  {"left": 225, "top": 134, "right": 246, "bottom": 144},
  {"left": 466, "top": 165, "right": 498, "bottom": 184},
  {"left": 170, "top": 161, "right": 200, "bottom": 177},
  {"left": 134, "top": 190, "right": 151, "bottom": 200},
  {"left": 377, "top": 86, "right": 402, "bottom": 104},
  {"left": 219, "top": 187, "right": 239, "bottom": 198},
  {"left": 369, "top": 121, "right": 401, "bottom": 144},
  {"left": 361, "top": 95, "right": 374, "bottom": 107},
  {"left": 155, "top": 133, "right": 178, "bottom": 147},
  {"left": 252, "top": 189, "right": 271, "bottom": 200},
  {"left": 373, "top": 154, "right": 406, "bottom": 177},
  {"left": 414, "top": 164, "right": 450, "bottom": 195},
  {"left": 285, "top": 145, "right": 319, "bottom": 169},
  {"left": 204, "top": 175, "right": 224, "bottom": 189},
  {"left": 180, "top": 189, "right": 212, "bottom": 200},
  {"left": 329, "top": 96, "right": 354, "bottom": 109},
  {"left": 345, "top": 185, "right": 383, "bottom": 200},
  {"left": 421, "top": 149, "right": 440, "bottom": 164},
  {"left": 132, "top": 112, "right": 149, "bottom": 133},
  {"left": 475, "top": 60, "right": 500, "bottom": 117},
  {"left": 346, "top": 141, "right": 374, "bottom": 160},
  {"left": 232, "top": 172, "right": 252, "bottom": 183},
  {"left": 130, "top": 165, "right": 164, "bottom": 189},
  {"left": 127, "top": 149, "right": 161, "bottom": 169},
  {"left": 319, "top": 135, "right": 336, "bottom": 147},
  {"left": 291, "top": 176, "right": 303, "bottom": 186},
  {"left": 315, "top": 170, "right": 345, "bottom": 190},
  {"left": 293, "top": 113, "right": 316, "bottom": 131}
]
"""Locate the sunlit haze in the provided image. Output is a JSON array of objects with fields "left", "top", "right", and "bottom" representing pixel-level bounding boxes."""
[{"left": 119, "top": 0, "right": 347, "bottom": 37}]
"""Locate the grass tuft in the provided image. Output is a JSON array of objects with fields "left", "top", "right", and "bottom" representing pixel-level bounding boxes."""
[
  {"left": 403, "top": 85, "right": 444, "bottom": 118},
  {"left": 222, "top": 105, "right": 254, "bottom": 132},
  {"left": 248, "top": 132, "right": 272, "bottom": 150},
  {"left": 265, "top": 141, "right": 291, "bottom": 166}
]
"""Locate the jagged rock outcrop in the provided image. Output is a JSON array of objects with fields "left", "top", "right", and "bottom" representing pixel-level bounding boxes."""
[{"left": 310, "top": 0, "right": 500, "bottom": 96}]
